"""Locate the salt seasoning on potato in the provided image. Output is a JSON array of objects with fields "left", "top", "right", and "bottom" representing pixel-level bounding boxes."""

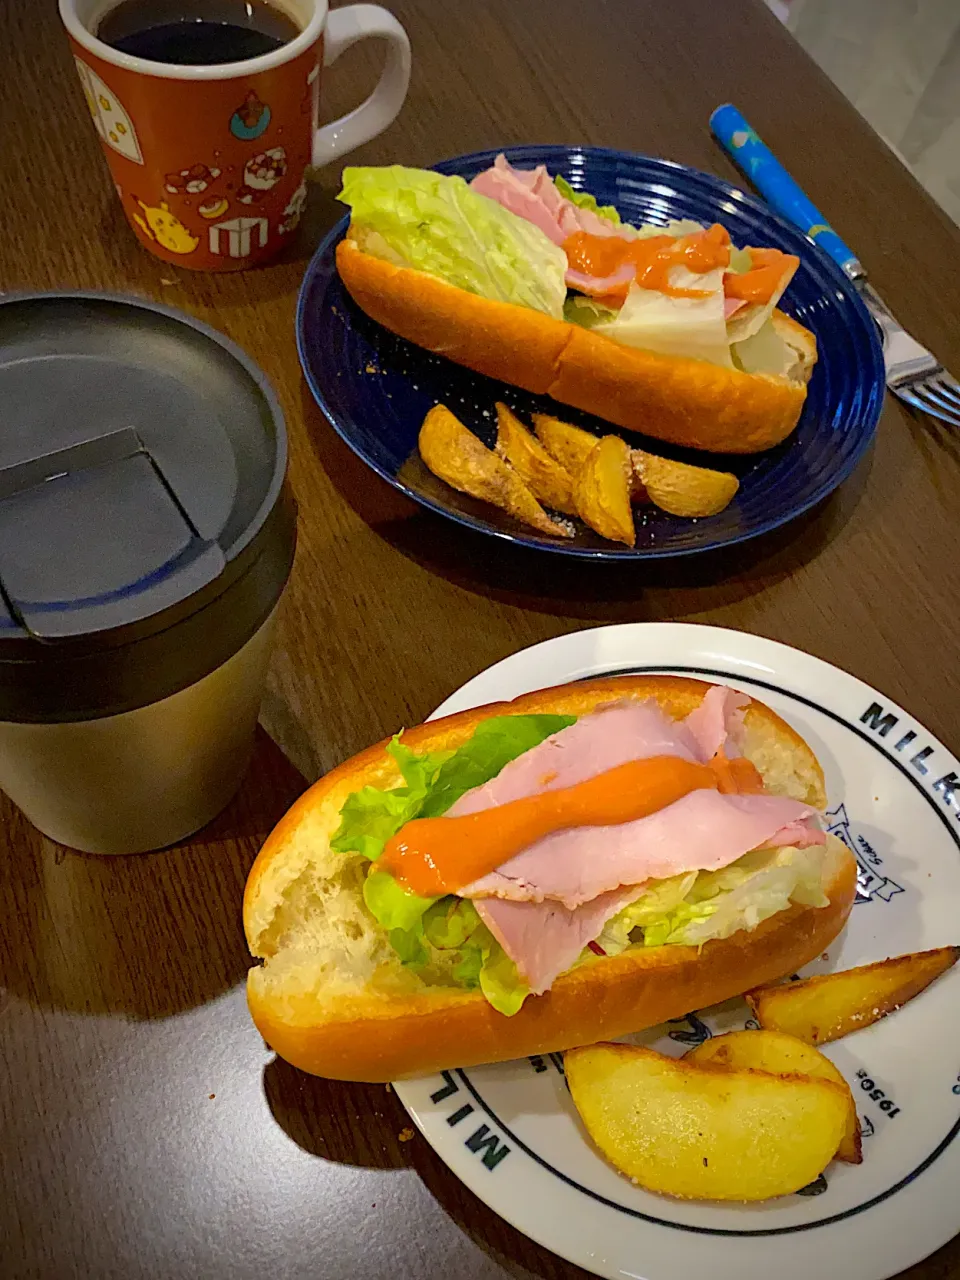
[
  {"left": 494, "top": 403, "right": 577, "bottom": 515},
  {"left": 531, "top": 413, "right": 599, "bottom": 478},
  {"left": 418, "top": 404, "right": 573, "bottom": 537},
  {"left": 420, "top": 405, "right": 740, "bottom": 543},
  {"left": 565, "top": 1041, "right": 849, "bottom": 1202},
  {"left": 632, "top": 449, "right": 740, "bottom": 518}
]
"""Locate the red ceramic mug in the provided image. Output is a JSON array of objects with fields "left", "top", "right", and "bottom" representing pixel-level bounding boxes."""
[{"left": 59, "top": 0, "right": 411, "bottom": 270}]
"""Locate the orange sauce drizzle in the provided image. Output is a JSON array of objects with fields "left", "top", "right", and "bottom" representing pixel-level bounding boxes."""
[
  {"left": 379, "top": 750, "right": 765, "bottom": 898},
  {"left": 563, "top": 228, "right": 797, "bottom": 308},
  {"left": 563, "top": 223, "right": 731, "bottom": 305}
]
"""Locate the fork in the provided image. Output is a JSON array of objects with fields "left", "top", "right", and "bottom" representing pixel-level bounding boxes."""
[{"left": 710, "top": 104, "right": 960, "bottom": 429}]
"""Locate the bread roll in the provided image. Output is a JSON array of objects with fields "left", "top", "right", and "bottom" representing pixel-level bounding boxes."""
[
  {"left": 336, "top": 239, "right": 813, "bottom": 455},
  {"left": 244, "top": 676, "right": 857, "bottom": 1081}
]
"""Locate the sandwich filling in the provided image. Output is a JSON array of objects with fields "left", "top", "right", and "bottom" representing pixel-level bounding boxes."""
[
  {"left": 331, "top": 688, "right": 831, "bottom": 1016},
  {"left": 337, "top": 156, "right": 804, "bottom": 377}
]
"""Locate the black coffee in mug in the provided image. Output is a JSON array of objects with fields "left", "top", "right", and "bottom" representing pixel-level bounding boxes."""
[{"left": 96, "top": 0, "right": 301, "bottom": 65}]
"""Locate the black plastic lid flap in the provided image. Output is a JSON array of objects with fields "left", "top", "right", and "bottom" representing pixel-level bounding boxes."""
[{"left": 0, "top": 427, "right": 225, "bottom": 641}]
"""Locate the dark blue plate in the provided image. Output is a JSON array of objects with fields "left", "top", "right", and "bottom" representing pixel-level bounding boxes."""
[{"left": 297, "top": 145, "right": 884, "bottom": 559}]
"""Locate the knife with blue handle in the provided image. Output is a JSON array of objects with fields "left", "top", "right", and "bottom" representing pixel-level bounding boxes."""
[{"left": 710, "top": 103, "right": 864, "bottom": 280}]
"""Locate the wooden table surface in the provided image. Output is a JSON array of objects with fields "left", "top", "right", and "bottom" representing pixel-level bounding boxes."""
[{"left": 2, "top": 1, "right": 959, "bottom": 1277}]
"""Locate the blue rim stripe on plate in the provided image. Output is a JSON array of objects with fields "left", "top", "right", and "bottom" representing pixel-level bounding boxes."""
[{"left": 296, "top": 145, "right": 885, "bottom": 560}]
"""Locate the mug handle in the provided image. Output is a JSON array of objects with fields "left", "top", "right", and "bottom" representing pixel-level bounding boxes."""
[{"left": 312, "top": 4, "right": 411, "bottom": 167}]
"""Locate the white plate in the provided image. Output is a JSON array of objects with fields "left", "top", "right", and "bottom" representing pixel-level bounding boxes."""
[{"left": 393, "top": 623, "right": 960, "bottom": 1280}]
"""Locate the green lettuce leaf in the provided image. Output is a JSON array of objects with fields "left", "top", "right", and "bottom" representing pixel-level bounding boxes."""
[
  {"left": 388, "top": 927, "right": 428, "bottom": 967},
  {"left": 453, "top": 946, "right": 485, "bottom": 987},
  {"left": 390, "top": 737, "right": 454, "bottom": 792},
  {"left": 423, "top": 903, "right": 529, "bottom": 1014},
  {"left": 419, "top": 714, "right": 575, "bottom": 818},
  {"left": 478, "top": 940, "right": 530, "bottom": 1016},
  {"left": 594, "top": 871, "right": 699, "bottom": 956},
  {"left": 440, "top": 904, "right": 489, "bottom": 988},
  {"left": 554, "top": 174, "right": 622, "bottom": 225},
  {"left": 330, "top": 735, "right": 450, "bottom": 860},
  {"left": 365, "top": 885, "right": 483, "bottom": 973},
  {"left": 330, "top": 782, "right": 418, "bottom": 861},
  {"left": 728, "top": 244, "right": 753, "bottom": 274},
  {"left": 423, "top": 897, "right": 483, "bottom": 949},
  {"left": 422, "top": 901, "right": 491, "bottom": 989},
  {"left": 339, "top": 165, "right": 568, "bottom": 318},
  {"left": 632, "top": 217, "right": 708, "bottom": 240},
  {"left": 370, "top": 890, "right": 530, "bottom": 1015},
  {"left": 674, "top": 844, "right": 828, "bottom": 945},
  {"left": 334, "top": 713, "right": 576, "bottom": 999},
  {"left": 593, "top": 844, "right": 828, "bottom": 957},
  {"left": 563, "top": 295, "right": 619, "bottom": 328},
  {"left": 363, "top": 868, "right": 437, "bottom": 932},
  {"left": 642, "top": 900, "right": 720, "bottom": 947},
  {"left": 332, "top": 715, "right": 575, "bottom": 863},
  {"left": 429, "top": 911, "right": 530, "bottom": 1015}
]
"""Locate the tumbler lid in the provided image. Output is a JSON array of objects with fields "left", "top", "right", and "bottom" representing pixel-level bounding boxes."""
[
  {"left": 0, "top": 292, "right": 295, "bottom": 722},
  {"left": 0, "top": 292, "right": 283, "bottom": 642}
]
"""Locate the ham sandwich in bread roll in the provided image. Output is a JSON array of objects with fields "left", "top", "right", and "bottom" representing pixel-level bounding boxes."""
[
  {"left": 333, "top": 155, "right": 817, "bottom": 454},
  {"left": 244, "top": 677, "right": 857, "bottom": 1082}
]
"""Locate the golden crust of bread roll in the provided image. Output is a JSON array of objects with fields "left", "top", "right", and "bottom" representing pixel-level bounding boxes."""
[
  {"left": 244, "top": 675, "right": 857, "bottom": 1082},
  {"left": 336, "top": 239, "right": 812, "bottom": 455},
  {"left": 248, "top": 858, "right": 854, "bottom": 1082},
  {"left": 336, "top": 238, "right": 571, "bottom": 395},
  {"left": 772, "top": 310, "right": 818, "bottom": 382}
]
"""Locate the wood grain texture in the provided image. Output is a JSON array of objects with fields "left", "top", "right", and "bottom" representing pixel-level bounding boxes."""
[{"left": 0, "top": 0, "right": 958, "bottom": 1276}]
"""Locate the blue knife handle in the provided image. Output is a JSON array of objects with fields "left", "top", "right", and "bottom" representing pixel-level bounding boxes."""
[{"left": 710, "top": 103, "right": 863, "bottom": 278}]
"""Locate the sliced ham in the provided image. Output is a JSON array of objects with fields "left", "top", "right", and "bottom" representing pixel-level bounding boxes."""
[
  {"left": 724, "top": 296, "right": 748, "bottom": 319},
  {"left": 470, "top": 164, "right": 568, "bottom": 245},
  {"left": 684, "top": 686, "right": 749, "bottom": 760},
  {"left": 557, "top": 198, "right": 629, "bottom": 239},
  {"left": 470, "top": 153, "right": 635, "bottom": 249},
  {"left": 476, "top": 887, "right": 638, "bottom": 995},
  {"left": 462, "top": 788, "right": 823, "bottom": 908},
  {"left": 765, "top": 816, "right": 825, "bottom": 847},
  {"left": 446, "top": 684, "right": 825, "bottom": 998},
  {"left": 449, "top": 685, "right": 746, "bottom": 822},
  {"left": 448, "top": 700, "right": 702, "bottom": 819},
  {"left": 565, "top": 263, "right": 637, "bottom": 295}
]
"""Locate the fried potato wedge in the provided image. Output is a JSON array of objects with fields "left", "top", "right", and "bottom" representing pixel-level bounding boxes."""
[
  {"left": 632, "top": 449, "right": 740, "bottom": 517},
  {"left": 495, "top": 403, "right": 577, "bottom": 515},
  {"left": 531, "top": 413, "right": 598, "bottom": 477},
  {"left": 686, "top": 1029, "right": 861, "bottom": 1164},
  {"left": 574, "top": 436, "right": 636, "bottom": 547},
  {"left": 746, "top": 946, "right": 960, "bottom": 1047},
  {"left": 565, "top": 1042, "right": 848, "bottom": 1201},
  {"left": 419, "top": 405, "right": 572, "bottom": 538}
]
